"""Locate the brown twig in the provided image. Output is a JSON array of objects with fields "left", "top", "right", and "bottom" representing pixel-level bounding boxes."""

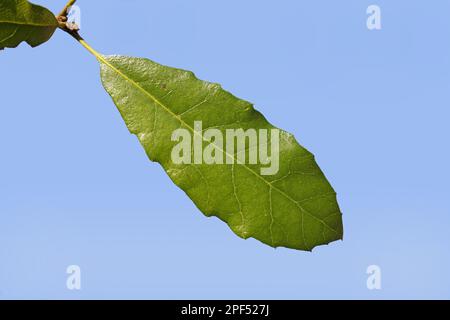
[
  {"left": 57, "top": 0, "right": 81, "bottom": 37},
  {"left": 58, "top": 0, "right": 77, "bottom": 18}
]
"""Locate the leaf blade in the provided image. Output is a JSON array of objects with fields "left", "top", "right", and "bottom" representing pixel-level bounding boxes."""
[
  {"left": 99, "top": 55, "right": 343, "bottom": 251},
  {"left": 0, "top": 0, "right": 58, "bottom": 50}
]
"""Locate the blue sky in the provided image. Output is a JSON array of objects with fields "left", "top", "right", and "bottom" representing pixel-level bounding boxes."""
[{"left": 0, "top": 0, "right": 449, "bottom": 299}]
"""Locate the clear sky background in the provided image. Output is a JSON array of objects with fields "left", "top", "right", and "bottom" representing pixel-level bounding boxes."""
[{"left": 1, "top": 0, "right": 449, "bottom": 299}]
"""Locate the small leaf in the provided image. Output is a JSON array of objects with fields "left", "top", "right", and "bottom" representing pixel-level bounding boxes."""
[
  {"left": 99, "top": 55, "right": 343, "bottom": 251},
  {"left": 0, "top": 0, "right": 58, "bottom": 50}
]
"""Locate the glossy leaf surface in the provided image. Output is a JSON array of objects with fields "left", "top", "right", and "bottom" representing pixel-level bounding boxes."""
[
  {"left": 0, "top": 0, "right": 58, "bottom": 50},
  {"left": 99, "top": 55, "right": 343, "bottom": 251}
]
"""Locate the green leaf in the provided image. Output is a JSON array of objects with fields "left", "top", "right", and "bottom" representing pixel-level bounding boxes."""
[
  {"left": 99, "top": 55, "right": 343, "bottom": 251},
  {"left": 0, "top": 0, "right": 58, "bottom": 50}
]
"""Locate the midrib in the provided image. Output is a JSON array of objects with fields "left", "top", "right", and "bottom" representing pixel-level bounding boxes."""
[
  {"left": 81, "top": 40, "right": 339, "bottom": 235},
  {"left": 0, "top": 20, "right": 56, "bottom": 27}
]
